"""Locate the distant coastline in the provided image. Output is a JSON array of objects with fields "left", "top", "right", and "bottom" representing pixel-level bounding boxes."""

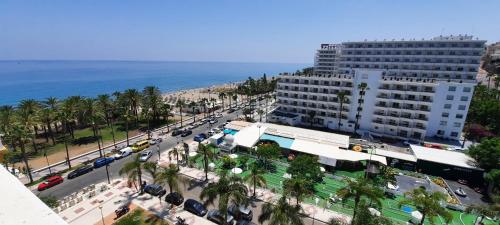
[{"left": 0, "top": 60, "right": 308, "bottom": 105}]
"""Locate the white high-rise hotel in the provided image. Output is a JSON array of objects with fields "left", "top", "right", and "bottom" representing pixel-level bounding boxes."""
[{"left": 274, "top": 35, "right": 485, "bottom": 141}]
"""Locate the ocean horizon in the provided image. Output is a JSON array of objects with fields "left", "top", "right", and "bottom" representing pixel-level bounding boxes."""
[{"left": 0, "top": 60, "right": 309, "bottom": 106}]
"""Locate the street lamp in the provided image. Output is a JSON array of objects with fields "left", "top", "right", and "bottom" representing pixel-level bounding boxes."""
[
  {"left": 157, "top": 145, "right": 161, "bottom": 161},
  {"left": 99, "top": 205, "right": 105, "bottom": 225},
  {"left": 43, "top": 150, "right": 52, "bottom": 175},
  {"left": 365, "top": 147, "right": 375, "bottom": 178},
  {"left": 105, "top": 164, "right": 111, "bottom": 184}
]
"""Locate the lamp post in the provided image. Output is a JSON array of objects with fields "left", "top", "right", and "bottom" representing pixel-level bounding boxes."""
[
  {"left": 99, "top": 205, "right": 105, "bottom": 225},
  {"left": 44, "top": 150, "right": 52, "bottom": 175},
  {"left": 365, "top": 147, "right": 375, "bottom": 178},
  {"left": 105, "top": 164, "right": 110, "bottom": 184},
  {"left": 157, "top": 145, "right": 161, "bottom": 161}
]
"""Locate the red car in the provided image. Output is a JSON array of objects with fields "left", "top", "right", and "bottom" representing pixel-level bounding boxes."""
[{"left": 37, "top": 175, "right": 64, "bottom": 191}]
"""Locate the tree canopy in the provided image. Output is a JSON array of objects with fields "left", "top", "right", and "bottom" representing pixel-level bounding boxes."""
[
  {"left": 286, "top": 155, "right": 323, "bottom": 186},
  {"left": 467, "top": 137, "right": 500, "bottom": 171}
]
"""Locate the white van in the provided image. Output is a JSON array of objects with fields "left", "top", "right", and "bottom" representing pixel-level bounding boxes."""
[{"left": 113, "top": 147, "right": 132, "bottom": 159}]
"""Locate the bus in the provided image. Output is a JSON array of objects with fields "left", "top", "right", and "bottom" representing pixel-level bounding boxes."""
[{"left": 131, "top": 140, "right": 150, "bottom": 152}]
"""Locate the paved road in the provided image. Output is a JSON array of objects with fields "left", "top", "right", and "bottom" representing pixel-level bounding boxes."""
[{"left": 36, "top": 107, "right": 245, "bottom": 199}]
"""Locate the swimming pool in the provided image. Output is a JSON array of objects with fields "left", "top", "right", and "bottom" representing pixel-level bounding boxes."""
[
  {"left": 223, "top": 129, "right": 238, "bottom": 135},
  {"left": 259, "top": 134, "right": 294, "bottom": 149}
]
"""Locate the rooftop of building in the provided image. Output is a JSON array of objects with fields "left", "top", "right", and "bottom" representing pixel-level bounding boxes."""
[{"left": 0, "top": 166, "right": 68, "bottom": 225}]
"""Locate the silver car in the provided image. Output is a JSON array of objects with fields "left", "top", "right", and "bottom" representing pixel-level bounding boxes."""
[{"left": 139, "top": 150, "right": 152, "bottom": 162}]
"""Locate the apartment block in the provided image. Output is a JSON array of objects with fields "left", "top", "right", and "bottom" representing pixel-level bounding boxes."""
[{"left": 273, "top": 35, "right": 485, "bottom": 141}]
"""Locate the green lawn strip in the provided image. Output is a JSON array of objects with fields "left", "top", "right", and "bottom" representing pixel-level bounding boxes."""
[{"left": 114, "top": 208, "right": 170, "bottom": 225}]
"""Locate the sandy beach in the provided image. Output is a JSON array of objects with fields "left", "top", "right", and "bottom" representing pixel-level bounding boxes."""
[{"left": 162, "top": 81, "right": 242, "bottom": 104}]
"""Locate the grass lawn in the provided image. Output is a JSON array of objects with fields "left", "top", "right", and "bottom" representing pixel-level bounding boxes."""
[
  {"left": 191, "top": 148, "right": 497, "bottom": 225},
  {"left": 114, "top": 208, "right": 171, "bottom": 225}
]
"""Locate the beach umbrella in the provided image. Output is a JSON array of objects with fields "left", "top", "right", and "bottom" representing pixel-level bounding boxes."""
[
  {"left": 368, "top": 208, "right": 381, "bottom": 217},
  {"left": 411, "top": 211, "right": 423, "bottom": 224}
]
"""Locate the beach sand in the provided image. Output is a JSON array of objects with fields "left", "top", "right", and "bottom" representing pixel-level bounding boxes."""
[{"left": 162, "top": 82, "right": 241, "bottom": 104}]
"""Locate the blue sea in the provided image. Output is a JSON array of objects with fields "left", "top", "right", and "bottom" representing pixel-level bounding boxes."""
[{"left": 0, "top": 61, "right": 308, "bottom": 106}]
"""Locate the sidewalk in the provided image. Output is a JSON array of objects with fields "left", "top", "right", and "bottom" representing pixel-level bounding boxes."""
[{"left": 59, "top": 178, "right": 215, "bottom": 225}]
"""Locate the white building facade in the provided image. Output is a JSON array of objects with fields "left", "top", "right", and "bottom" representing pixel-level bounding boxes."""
[{"left": 275, "top": 35, "right": 485, "bottom": 141}]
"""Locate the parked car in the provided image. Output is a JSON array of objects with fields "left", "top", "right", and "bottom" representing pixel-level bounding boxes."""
[
  {"left": 165, "top": 192, "right": 184, "bottom": 206},
  {"left": 187, "top": 125, "right": 195, "bottom": 130},
  {"left": 171, "top": 129, "right": 183, "bottom": 136},
  {"left": 235, "top": 220, "right": 257, "bottom": 225},
  {"left": 228, "top": 108, "right": 236, "bottom": 113},
  {"left": 228, "top": 204, "right": 253, "bottom": 221},
  {"left": 131, "top": 140, "right": 150, "bottom": 152},
  {"left": 37, "top": 175, "right": 64, "bottom": 191},
  {"left": 67, "top": 165, "right": 94, "bottom": 179},
  {"left": 184, "top": 199, "right": 207, "bottom": 217},
  {"left": 149, "top": 138, "right": 163, "bottom": 145},
  {"left": 143, "top": 184, "right": 167, "bottom": 197},
  {"left": 93, "top": 157, "right": 115, "bottom": 168},
  {"left": 207, "top": 210, "right": 235, "bottom": 225},
  {"left": 139, "top": 150, "right": 152, "bottom": 162},
  {"left": 181, "top": 130, "right": 193, "bottom": 137},
  {"left": 113, "top": 147, "right": 133, "bottom": 159},
  {"left": 209, "top": 119, "right": 218, "bottom": 124},
  {"left": 193, "top": 133, "right": 207, "bottom": 142},
  {"left": 215, "top": 113, "right": 223, "bottom": 118},
  {"left": 115, "top": 205, "right": 130, "bottom": 218}
]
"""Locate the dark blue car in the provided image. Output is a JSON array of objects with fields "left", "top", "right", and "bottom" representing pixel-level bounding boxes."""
[
  {"left": 93, "top": 157, "right": 114, "bottom": 168},
  {"left": 193, "top": 133, "right": 207, "bottom": 142}
]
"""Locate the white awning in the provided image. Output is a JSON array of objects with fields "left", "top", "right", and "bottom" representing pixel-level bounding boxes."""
[
  {"left": 233, "top": 124, "right": 263, "bottom": 148},
  {"left": 291, "top": 139, "right": 387, "bottom": 165},
  {"left": 410, "top": 145, "right": 480, "bottom": 170},
  {"left": 374, "top": 148, "right": 417, "bottom": 162}
]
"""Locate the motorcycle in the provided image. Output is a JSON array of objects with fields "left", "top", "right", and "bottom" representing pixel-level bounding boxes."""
[
  {"left": 115, "top": 205, "right": 130, "bottom": 218},
  {"left": 175, "top": 216, "right": 188, "bottom": 225}
]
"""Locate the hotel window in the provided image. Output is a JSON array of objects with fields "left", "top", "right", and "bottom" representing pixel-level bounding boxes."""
[
  {"left": 460, "top": 96, "right": 469, "bottom": 101},
  {"left": 444, "top": 104, "right": 452, "bottom": 109},
  {"left": 448, "top": 86, "right": 456, "bottom": 92},
  {"left": 456, "top": 114, "right": 464, "bottom": 119},
  {"left": 450, "top": 132, "right": 459, "bottom": 137},
  {"left": 458, "top": 105, "right": 466, "bottom": 110},
  {"left": 439, "top": 121, "right": 447, "bottom": 126},
  {"left": 454, "top": 122, "right": 461, "bottom": 127},
  {"left": 437, "top": 130, "right": 445, "bottom": 135},
  {"left": 442, "top": 112, "right": 449, "bottom": 118},
  {"left": 446, "top": 95, "right": 454, "bottom": 100}
]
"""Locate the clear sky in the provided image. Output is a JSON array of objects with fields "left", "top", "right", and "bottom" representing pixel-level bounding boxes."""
[{"left": 1, "top": 0, "right": 499, "bottom": 63}]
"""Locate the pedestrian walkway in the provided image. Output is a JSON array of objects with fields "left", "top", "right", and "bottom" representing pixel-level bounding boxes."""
[{"left": 59, "top": 178, "right": 215, "bottom": 225}]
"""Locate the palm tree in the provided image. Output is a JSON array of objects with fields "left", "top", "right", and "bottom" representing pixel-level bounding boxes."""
[
  {"left": 122, "top": 112, "right": 132, "bottom": 146},
  {"left": 283, "top": 178, "right": 313, "bottom": 206},
  {"left": 209, "top": 98, "right": 216, "bottom": 117},
  {"left": 160, "top": 103, "right": 172, "bottom": 132},
  {"left": 119, "top": 154, "right": 144, "bottom": 192},
  {"left": 200, "top": 172, "right": 248, "bottom": 224},
  {"left": 143, "top": 161, "right": 159, "bottom": 181},
  {"left": 257, "top": 109, "right": 264, "bottom": 122},
  {"left": 336, "top": 91, "right": 348, "bottom": 131},
  {"left": 232, "top": 93, "right": 238, "bottom": 108},
  {"left": 56, "top": 108, "right": 73, "bottom": 169},
  {"left": 188, "top": 101, "right": 197, "bottom": 123},
  {"left": 398, "top": 187, "right": 452, "bottom": 225},
  {"left": 219, "top": 92, "right": 226, "bottom": 110},
  {"left": 199, "top": 98, "right": 208, "bottom": 118},
  {"left": 227, "top": 91, "right": 233, "bottom": 109},
  {"left": 10, "top": 124, "right": 34, "bottom": 183},
  {"left": 39, "top": 107, "right": 56, "bottom": 145},
  {"left": 168, "top": 147, "right": 182, "bottom": 171},
  {"left": 18, "top": 99, "right": 40, "bottom": 154},
  {"left": 264, "top": 94, "right": 271, "bottom": 119},
  {"left": 336, "top": 177, "right": 384, "bottom": 222},
  {"left": 354, "top": 83, "right": 369, "bottom": 134},
  {"left": 196, "top": 143, "right": 215, "bottom": 181},
  {"left": 258, "top": 196, "right": 304, "bottom": 225},
  {"left": 142, "top": 86, "right": 162, "bottom": 122},
  {"left": 307, "top": 110, "right": 316, "bottom": 127},
  {"left": 123, "top": 89, "right": 141, "bottom": 125},
  {"left": 155, "top": 164, "right": 183, "bottom": 195},
  {"left": 96, "top": 94, "right": 112, "bottom": 127},
  {"left": 243, "top": 162, "right": 267, "bottom": 198},
  {"left": 176, "top": 99, "right": 186, "bottom": 127},
  {"left": 44, "top": 97, "right": 60, "bottom": 132},
  {"left": 0, "top": 105, "right": 16, "bottom": 150}
]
